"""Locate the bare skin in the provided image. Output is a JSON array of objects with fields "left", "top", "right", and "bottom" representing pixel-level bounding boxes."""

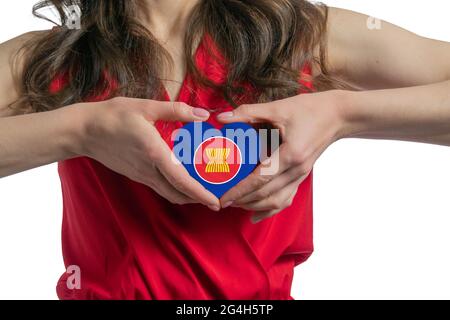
[
  {"left": 1, "top": 3, "right": 450, "bottom": 222},
  {"left": 219, "top": 8, "right": 450, "bottom": 222},
  {"left": 137, "top": 0, "right": 200, "bottom": 100}
]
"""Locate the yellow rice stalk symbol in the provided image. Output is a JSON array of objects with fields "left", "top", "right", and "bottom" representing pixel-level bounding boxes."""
[{"left": 205, "top": 148, "right": 231, "bottom": 173}]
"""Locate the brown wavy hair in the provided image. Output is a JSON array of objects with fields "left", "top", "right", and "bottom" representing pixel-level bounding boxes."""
[{"left": 13, "top": 0, "right": 339, "bottom": 113}]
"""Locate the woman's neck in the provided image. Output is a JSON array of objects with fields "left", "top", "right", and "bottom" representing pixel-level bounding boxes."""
[{"left": 138, "top": 0, "right": 200, "bottom": 41}]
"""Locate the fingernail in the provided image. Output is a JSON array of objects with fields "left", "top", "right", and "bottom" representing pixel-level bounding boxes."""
[
  {"left": 217, "top": 111, "right": 234, "bottom": 120},
  {"left": 193, "top": 108, "right": 210, "bottom": 118},
  {"left": 222, "top": 201, "right": 233, "bottom": 209},
  {"left": 208, "top": 205, "right": 221, "bottom": 212}
]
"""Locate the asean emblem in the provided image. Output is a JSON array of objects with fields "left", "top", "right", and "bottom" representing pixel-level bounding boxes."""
[{"left": 173, "top": 122, "right": 260, "bottom": 198}]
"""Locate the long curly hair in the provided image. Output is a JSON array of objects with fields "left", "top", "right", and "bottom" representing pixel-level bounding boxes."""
[{"left": 13, "top": 0, "right": 340, "bottom": 113}]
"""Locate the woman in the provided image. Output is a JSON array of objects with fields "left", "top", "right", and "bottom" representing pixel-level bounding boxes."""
[{"left": 0, "top": 0, "right": 449, "bottom": 299}]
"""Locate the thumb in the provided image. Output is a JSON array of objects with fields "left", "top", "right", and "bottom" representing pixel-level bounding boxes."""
[
  {"left": 152, "top": 101, "right": 210, "bottom": 122},
  {"left": 216, "top": 103, "right": 271, "bottom": 124}
]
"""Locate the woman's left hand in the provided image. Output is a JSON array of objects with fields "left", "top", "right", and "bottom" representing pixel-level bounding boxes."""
[{"left": 217, "top": 90, "right": 349, "bottom": 223}]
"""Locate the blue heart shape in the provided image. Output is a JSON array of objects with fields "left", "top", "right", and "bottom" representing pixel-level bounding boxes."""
[{"left": 173, "top": 122, "right": 260, "bottom": 198}]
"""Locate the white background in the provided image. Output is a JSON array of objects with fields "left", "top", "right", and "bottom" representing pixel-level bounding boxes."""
[{"left": 1, "top": 0, "right": 450, "bottom": 300}]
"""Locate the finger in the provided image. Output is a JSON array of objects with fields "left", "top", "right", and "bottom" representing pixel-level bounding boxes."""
[
  {"left": 235, "top": 166, "right": 310, "bottom": 205},
  {"left": 216, "top": 103, "right": 272, "bottom": 124},
  {"left": 237, "top": 178, "right": 300, "bottom": 212},
  {"left": 155, "top": 140, "right": 221, "bottom": 210},
  {"left": 220, "top": 144, "right": 290, "bottom": 207},
  {"left": 251, "top": 210, "right": 280, "bottom": 224},
  {"left": 148, "top": 168, "right": 195, "bottom": 205},
  {"left": 142, "top": 100, "right": 211, "bottom": 122},
  {"left": 250, "top": 183, "right": 301, "bottom": 224}
]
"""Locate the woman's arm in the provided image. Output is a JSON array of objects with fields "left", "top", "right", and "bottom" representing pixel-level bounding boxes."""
[
  {"left": 326, "top": 7, "right": 450, "bottom": 89},
  {"left": 0, "top": 104, "right": 85, "bottom": 177},
  {"left": 218, "top": 7, "right": 450, "bottom": 220},
  {"left": 341, "top": 81, "right": 450, "bottom": 146},
  {"left": 0, "top": 33, "right": 220, "bottom": 209},
  {"left": 0, "top": 32, "right": 77, "bottom": 175},
  {"left": 326, "top": 7, "right": 450, "bottom": 145}
]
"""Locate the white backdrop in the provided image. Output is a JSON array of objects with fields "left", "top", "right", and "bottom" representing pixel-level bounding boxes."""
[{"left": 1, "top": 0, "right": 450, "bottom": 300}]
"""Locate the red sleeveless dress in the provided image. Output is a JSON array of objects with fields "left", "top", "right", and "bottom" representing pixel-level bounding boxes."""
[{"left": 52, "top": 35, "right": 314, "bottom": 300}]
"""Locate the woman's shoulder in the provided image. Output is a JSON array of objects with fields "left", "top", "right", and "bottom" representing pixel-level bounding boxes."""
[
  {"left": 0, "top": 29, "right": 54, "bottom": 72},
  {"left": 1, "top": 29, "right": 51, "bottom": 49},
  {"left": 0, "top": 30, "right": 52, "bottom": 116}
]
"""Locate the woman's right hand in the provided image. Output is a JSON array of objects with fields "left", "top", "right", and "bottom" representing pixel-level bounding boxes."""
[{"left": 74, "top": 97, "right": 220, "bottom": 210}]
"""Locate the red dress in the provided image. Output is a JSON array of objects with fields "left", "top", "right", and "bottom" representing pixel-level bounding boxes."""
[{"left": 52, "top": 34, "right": 314, "bottom": 300}]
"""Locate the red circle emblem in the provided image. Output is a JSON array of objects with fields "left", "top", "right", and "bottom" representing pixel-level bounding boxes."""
[{"left": 194, "top": 137, "right": 242, "bottom": 184}]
